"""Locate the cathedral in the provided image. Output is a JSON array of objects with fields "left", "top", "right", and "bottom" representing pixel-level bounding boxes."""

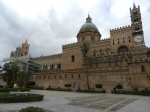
[{"left": 5, "top": 3, "right": 150, "bottom": 92}]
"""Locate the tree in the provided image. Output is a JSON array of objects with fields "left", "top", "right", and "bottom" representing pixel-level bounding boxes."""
[
  {"left": 1, "top": 62, "right": 29, "bottom": 87},
  {"left": 17, "top": 71, "right": 29, "bottom": 87},
  {"left": 116, "top": 84, "right": 123, "bottom": 90},
  {"left": 65, "top": 84, "right": 71, "bottom": 91},
  {"left": 81, "top": 41, "right": 89, "bottom": 90},
  {"left": 95, "top": 84, "right": 103, "bottom": 92},
  {"left": 1, "top": 62, "right": 20, "bottom": 85}
]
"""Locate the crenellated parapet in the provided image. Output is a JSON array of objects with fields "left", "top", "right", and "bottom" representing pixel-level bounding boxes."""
[
  {"left": 110, "top": 25, "right": 131, "bottom": 34},
  {"left": 100, "top": 37, "right": 110, "bottom": 41},
  {"left": 62, "top": 42, "right": 79, "bottom": 48}
]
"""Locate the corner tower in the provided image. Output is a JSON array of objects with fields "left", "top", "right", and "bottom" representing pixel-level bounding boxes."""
[
  {"left": 130, "top": 3, "right": 145, "bottom": 46},
  {"left": 77, "top": 15, "right": 101, "bottom": 43}
]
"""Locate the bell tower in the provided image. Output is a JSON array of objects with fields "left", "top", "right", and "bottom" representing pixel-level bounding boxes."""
[{"left": 130, "top": 3, "right": 145, "bottom": 46}]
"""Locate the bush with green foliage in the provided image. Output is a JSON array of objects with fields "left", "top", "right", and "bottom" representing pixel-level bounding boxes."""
[
  {"left": 95, "top": 84, "right": 102, "bottom": 89},
  {"left": 26, "top": 81, "right": 35, "bottom": 87},
  {"left": 0, "top": 93, "right": 44, "bottom": 103},
  {"left": 0, "top": 88, "right": 30, "bottom": 92},
  {"left": 65, "top": 84, "right": 71, "bottom": 88},
  {"left": 116, "top": 84, "right": 123, "bottom": 90},
  {"left": 19, "top": 107, "right": 45, "bottom": 112},
  {"left": 0, "top": 85, "right": 4, "bottom": 88}
]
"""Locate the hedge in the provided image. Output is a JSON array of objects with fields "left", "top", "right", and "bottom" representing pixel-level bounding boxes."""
[
  {"left": 0, "top": 88, "right": 30, "bottom": 92},
  {"left": 111, "top": 89, "right": 150, "bottom": 96},
  {"left": 19, "top": 107, "right": 45, "bottom": 112},
  {"left": 0, "top": 93, "right": 44, "bottom": 103}
]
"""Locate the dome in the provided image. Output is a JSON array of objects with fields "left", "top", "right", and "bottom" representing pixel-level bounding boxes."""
[{"left": 79, "top": 15, "right": 100, "bottom": 33}]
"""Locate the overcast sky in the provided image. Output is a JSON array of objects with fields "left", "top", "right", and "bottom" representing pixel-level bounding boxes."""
[{"left": 0, "top": 0, "right": 150, "bottom": 65}]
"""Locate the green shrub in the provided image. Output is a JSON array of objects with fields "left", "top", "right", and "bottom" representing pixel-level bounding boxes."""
[
  {"left": 19, "top": 107, "right": 45, "bottom": 112},
  {"left": 139, "top": 89, "right": 150, "bottom": 96},
  {"left": 0, "top": 88, "right": 30, "bottom": 92},
  {"left": 65, "top": 84, "right": 71, "bottom": 88},
  {"left": 116, "top": 84, "right": 123, "bottom": 90},
  {"left": 27, "top": 81, "right": 36, "bottom": 87},
  {"left": 0, "top": 85, "right": 3, "bottom": 88},
  {"left": 95, "top": 84, "right": 102, "bottom": 89},
  {"left": 0, "top": 93, "right": 44, "bottom": 103},
  {"left": 100, "top": 90, "right": 106, "bottom": 93}
]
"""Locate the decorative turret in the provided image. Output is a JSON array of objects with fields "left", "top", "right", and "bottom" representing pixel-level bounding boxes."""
[{"left": 10, "top": 39, "right": 30, "bottom": 57}]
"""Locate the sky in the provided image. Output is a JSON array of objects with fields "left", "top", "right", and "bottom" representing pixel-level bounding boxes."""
[{"left": 0, "top": 0, "right": 150, "bottom": 65}]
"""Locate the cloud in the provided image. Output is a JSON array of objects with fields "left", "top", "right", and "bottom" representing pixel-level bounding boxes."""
[{"left": 0, "top": 0, "right": 150, "bottom": 65}]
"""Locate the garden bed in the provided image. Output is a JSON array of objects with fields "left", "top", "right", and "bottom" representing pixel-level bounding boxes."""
[
  {"left": 0, "top": 93, "right": 44, "bottom": 103},
  {"left": 0, "top": 88, "right": 30, "bottom": 92}
]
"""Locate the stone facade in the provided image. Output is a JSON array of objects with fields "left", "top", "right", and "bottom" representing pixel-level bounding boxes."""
[
  {"left": 10, "top": 40, "right": 30, "bottom": 57},
  {"left": 28, "top": 4, "right": 150, "bottom": 91}
]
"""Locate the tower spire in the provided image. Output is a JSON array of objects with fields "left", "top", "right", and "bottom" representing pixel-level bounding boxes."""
[
  {"left": 86, "top": 13, "right": 92, "bottom": 23},
  {"left": 133, "top": 0, "right": 136, "bottom": 9}
]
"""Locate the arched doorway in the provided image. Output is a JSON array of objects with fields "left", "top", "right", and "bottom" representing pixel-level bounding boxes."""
[{"left": 118, "top": 46, "right": 128, "bottom": 53}]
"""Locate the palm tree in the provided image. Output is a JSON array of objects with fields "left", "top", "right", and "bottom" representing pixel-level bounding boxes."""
[
  {"left": 1, "top": 62, "right": 20, "bottom": 85},
  {"left": 81, "top": 41, "right": 89, "bottom": 90},
  {"left": 17, "top": 71, "right": 29, "bottom": 87}
]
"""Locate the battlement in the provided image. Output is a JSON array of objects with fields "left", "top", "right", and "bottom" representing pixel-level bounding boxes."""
[
  {"left": 101, "top": 37, "right": 110, "bottom": 41},
  {"left": 110, "top": 25, "right": 131, "bottom": 34},
  {"left": 62, "top": 42, "right": 79, "bottom": 48},
  {"left": 32, "top": 53, "right": 62, "bottom": 60}
]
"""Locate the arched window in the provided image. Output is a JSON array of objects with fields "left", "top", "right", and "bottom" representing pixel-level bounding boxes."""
[
  {"left": 128, "top": 37, "right": 130, "bottom": 42},
  {"left": 141, "top": 65, "right": 145, "bottom": 72},
  {"left": 82, "top": 37, "right": 85, "bottom": 42},
  {"left": 91, "top": 37, "right": 94, "bottom": 42},
  {"left": 113, "top": 39, "right": 114, "bottom": 45},
  {"left": 123, "top": 37, "right": 125, "bottom": 43},
  {"left": 118, "top": 46, "right": 128, "bottom": 53},
  {"left": 71, "top": 55, "right": 75, "bottom": 62},
  {"left": 54, "top": 75, "right": 56, "bottom": 79},
  {"left": 51, "top": 64, "right": 54, "bottom": 69}
]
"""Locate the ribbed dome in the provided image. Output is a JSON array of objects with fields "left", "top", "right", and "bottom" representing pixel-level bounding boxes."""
[{"left": 79, "top": 15, "right": 99, "bottom": 33}]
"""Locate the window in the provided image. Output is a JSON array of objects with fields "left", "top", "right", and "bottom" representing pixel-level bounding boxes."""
[
  {"left": 57, "top": 63, "right": 61, "bottom": 69},
  {"left": 118, "top": 46, "right": 128, "bottom": 53},
  {"left": 141, "top": 66, "right": 145, "bottom": 72},
  {"left": 48, "top": 76, "right": 50, "bottom": 79},
  {"left": 44, "top": 75, "right": 46, "bottom": 79},
  {"left": 79, "top": 74, "right": 80, "bottom": 78},
  {"left": 91, "top": 37, "right": 94, "bottom": 42},
  {"left": 65, "top": 74, "right": 67, "bottom": 78},
  {"left": 60, "top": 75, "right": 61, "bottom": 79},
  {"left": 71, "top": 55, "right": 75, "bottom": 62},
  {"left": 96, "top": 61, "right": 98, "bottom": 68},
  {"left": 82, "top": 37, "right": 85, "bottom": 41},
  {"left": 54, "top": 75, "right": 56, "bottom": 79},
  {"left": 118, "top": 39, "right": 119, "bottom": 44},
  {"left": 128, "top": 37, "right": 130, "bottom": 42},
  {"left": 109, "top": 61, "right": 111, "bottom": 67},
  {"left": 72, "top": 74, "right": 73, "bottom": 78},
  {"left": 123, "top": 37, "right": 125, "bottom": 43},
  {"left": 51, "top": 64, "right": 54, "bottom": 69},
  {"left": 116, "top": 60, "right": 118, "bottom": 67},
  {"left": 113, "top": 39, "right": 114, "bottom": 45},
  {"left": 93, "top": 51, "right": 96, "bottom": 57}
]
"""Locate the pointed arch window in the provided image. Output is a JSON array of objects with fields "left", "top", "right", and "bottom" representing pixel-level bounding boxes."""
[
  {"left": 91, "top": 37, "right": 94, "bottom": 42},
  {"left": 123, "top": 37, "right": 125, "bottom": 43},
  {"left": 141, "top": 65, "right": 145, "bottom": 72},
  {"left": 71, "top": 55, "right": 75, "bottom": 62}
]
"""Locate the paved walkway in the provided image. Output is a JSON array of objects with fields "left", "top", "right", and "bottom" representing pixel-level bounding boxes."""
[{"left": 0, "top": 90, "right": 150, "bottom": 112}]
